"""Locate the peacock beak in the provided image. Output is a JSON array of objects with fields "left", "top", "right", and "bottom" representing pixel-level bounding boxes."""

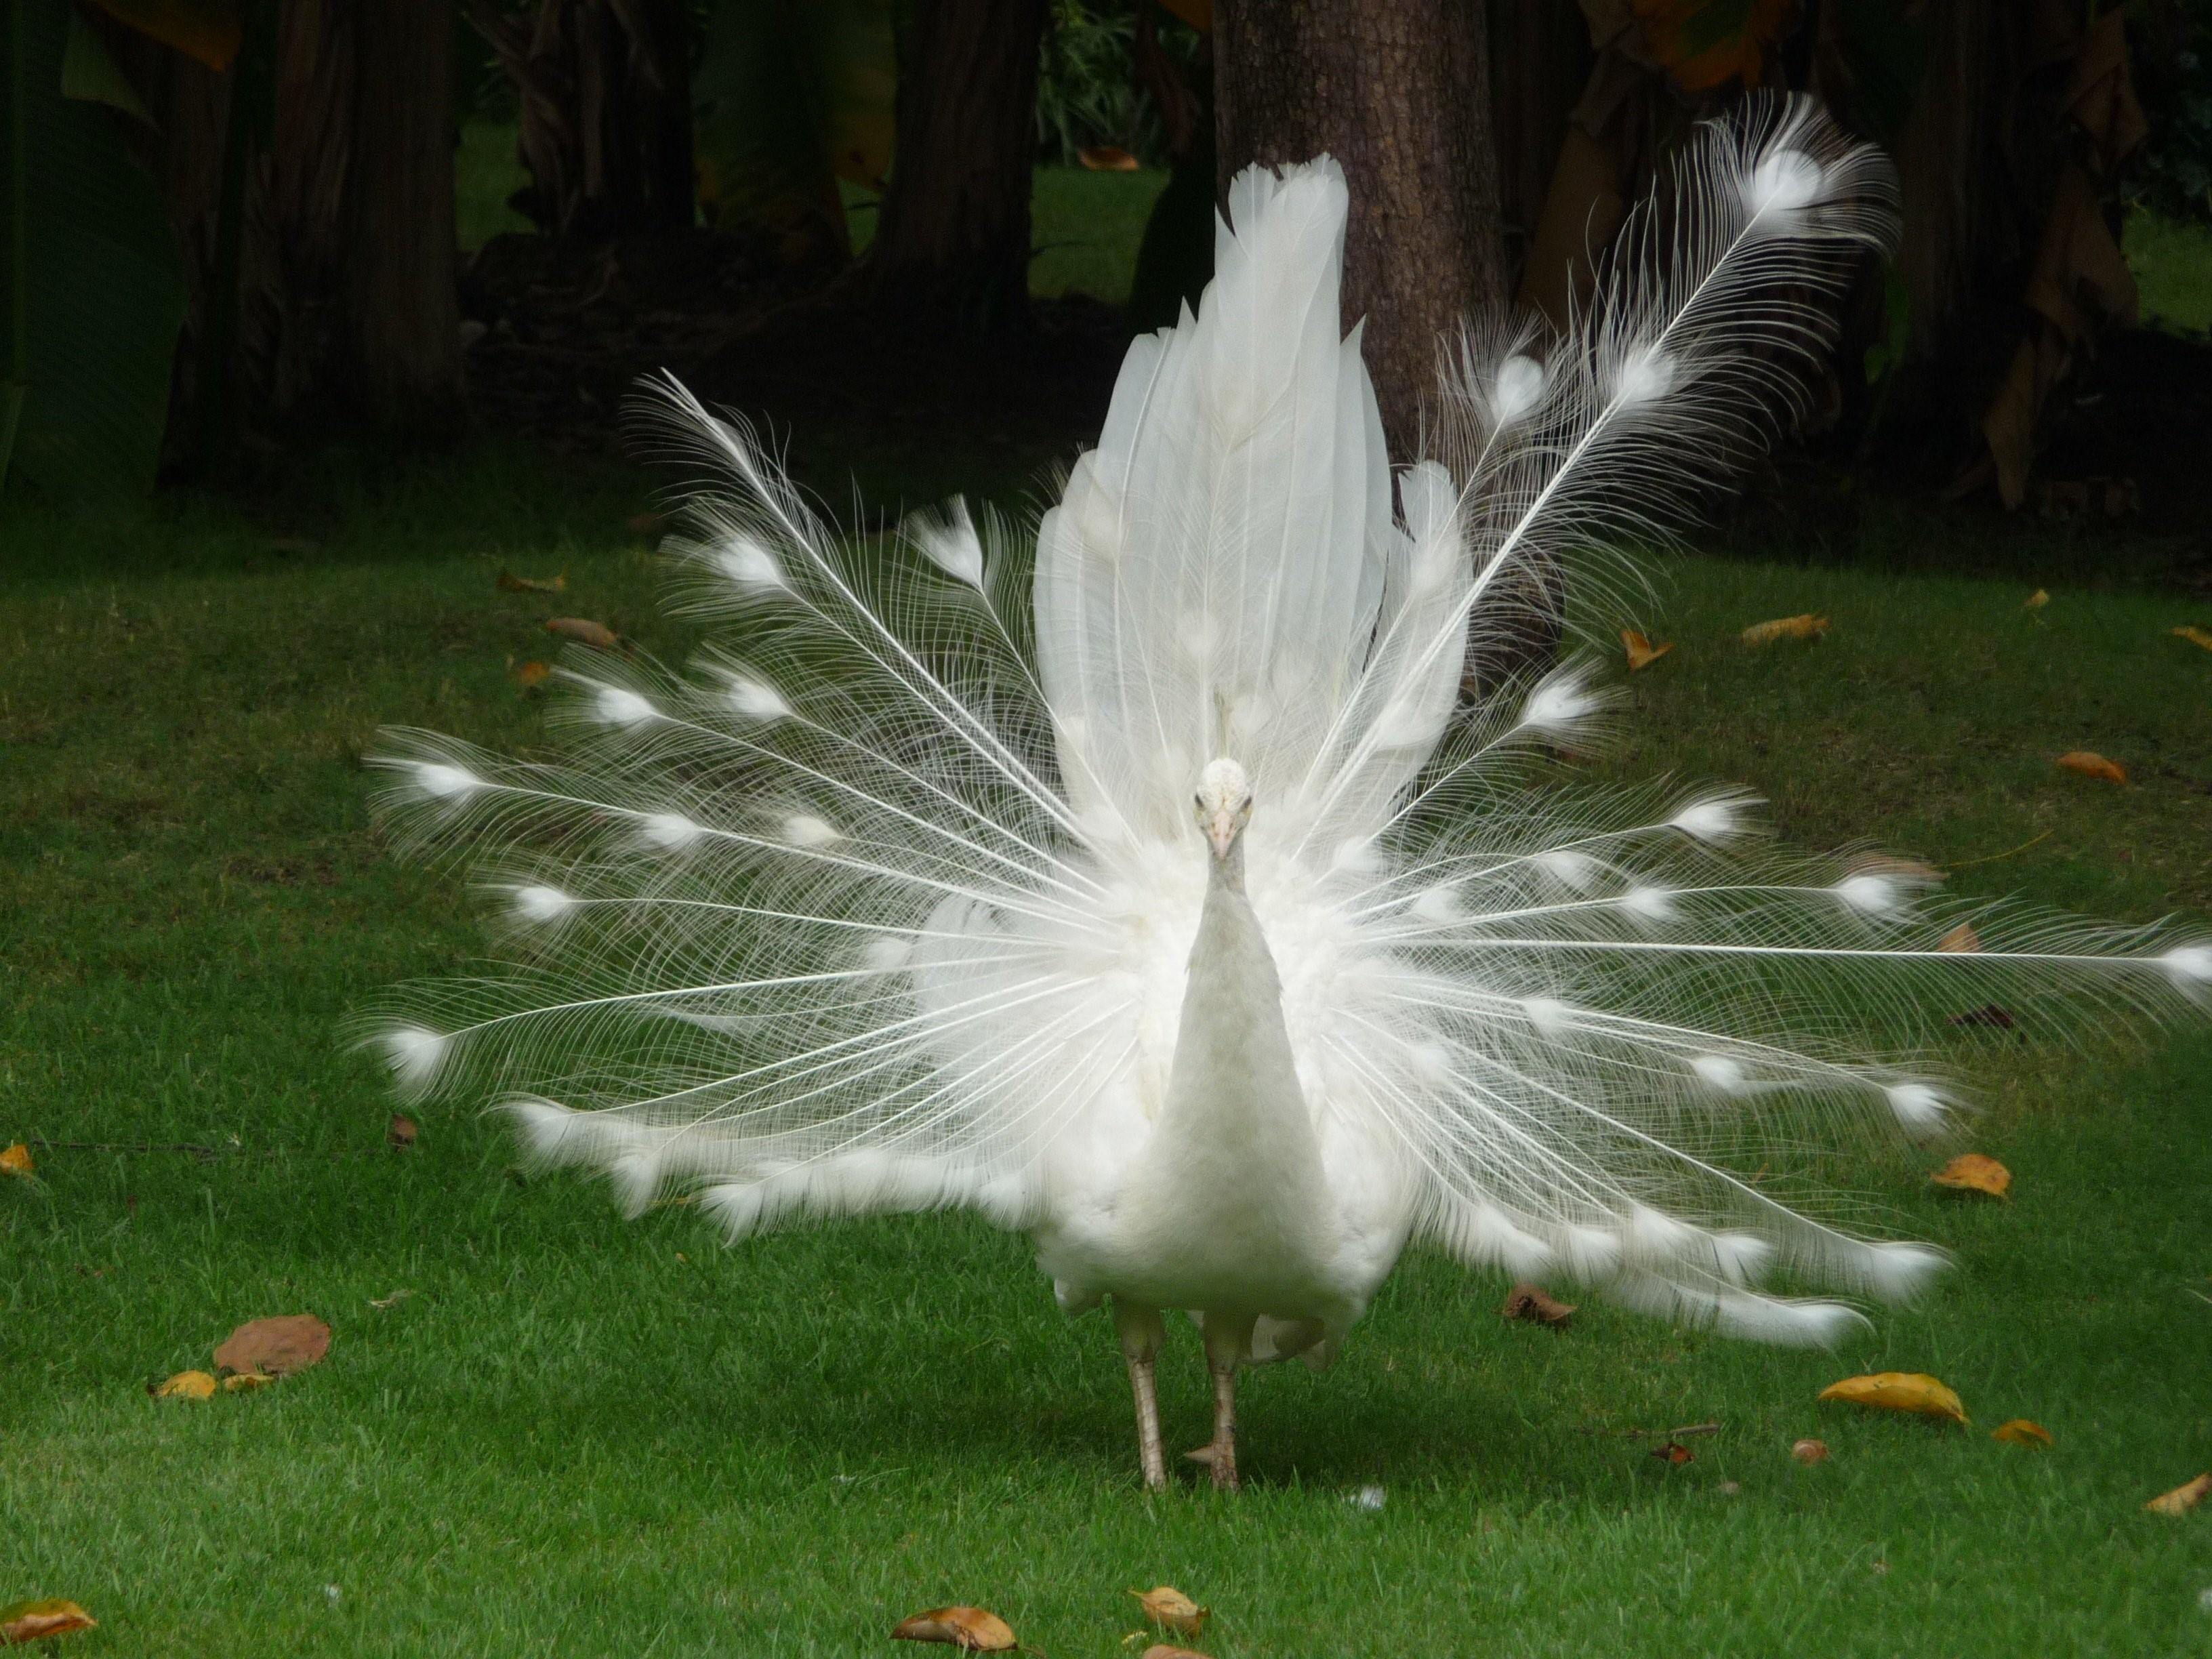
[{"left": 1204, "top": 809, "right": 1240, "bottom": 861}]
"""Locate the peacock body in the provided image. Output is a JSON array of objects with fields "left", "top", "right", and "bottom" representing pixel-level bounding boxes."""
[{"left": 369, "top": 96, "right": 2208, "bottom": 1490}]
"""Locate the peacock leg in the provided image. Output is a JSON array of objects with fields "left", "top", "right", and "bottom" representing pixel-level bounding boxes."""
[
  {"left": 1187, "top": 1311, "right": 1256, "bottom": 1492},
  {"left": 1114, "top": 1299, "right": 1168, "bottom": 1492}
]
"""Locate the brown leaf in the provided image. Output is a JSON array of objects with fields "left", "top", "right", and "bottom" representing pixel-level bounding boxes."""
[
  {"left": 1131, "top": 1586, "right": 1208, "bottom": 1637},
  {"left": 222, "top": 1370, "right": 275, "bottom": 1393},
  {"left": 545, "top": 617, "right": 619, "bottom": 651},
  {"left": 1740, "top": 613, "right": 1829, "bottom": 647},
  {"left": 2145, "top": 1472, "right": 2212, "bottom": 1515},
  {"left": 0, "top": 1597, "right": 98, "bottom": 1645},
  {"left": 1991, "top": 1419, "right": 2053, "bottom": 1448},
  {"left": 495, "top": 569, "right": 567, "bottom": 594},
  {"left": 1078, "top": 144, "right": 1141, "bottom": 171},
  {"left": 150, "top": 1370, "right": 216, "bottom": 1401},
  {"left": 386, "top": 1113, "right": 418, "bottom": 1151},
  {"left": 0, "top": 1143, "right": 32, "bottom": 1178},
  {"left": 1790, "top": 1437, "right": 1829, "bottom": 1465},
  {"left": 2023, "top": 589, "right": 2049, "bottom": 611},
  {"left": 514, "top": 659, "right": 552, "bottom": 690},
  {"left": 889, "top": 1607, "right": 1017, "bottom": 1651},
  {"left": 2170, "top": 626, "right": 2212, "bottom": 653},
  {"left": 1930, "top": 1153, "right": 2011, "bottom": 1198},
  {"left": 1141, "top": 1648, "right": 1210, "bottom": 1659},
  {"left": 1948, "top": 1003, "right": 2016, "bottom": 1030},
  {"left": 1500, "top": 1282, "right": 1576, "bottom": 1328},
  {"left": 1938, "top": 922, "right": 1983, "bottom": 954},
  {"left": 1652, "top": 1440, "right": 1694, "bottom": 1465},
  {"left": 1818, "top": 1372, "right": 1969, "bottom": 1425},
  {"left": 1621, "top": 628, "right": 1673, "bottom": 671},
  {"left": 2056, "top": 750, "right": 2126, "bottom": 785},
  {"left": 213, "top": 1313, "right": 331, "bottom": 1378}
]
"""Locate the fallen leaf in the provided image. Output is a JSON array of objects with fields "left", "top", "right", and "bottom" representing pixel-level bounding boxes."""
[
  {"left": 890, "top": 1607, "right": 1017, "bottom": 1651},
  {"left": 1938, "top": 922, "right": 1983, "bottom": 953},
  {"left": 1621, "top": 628, "right": 1673, "bottom": 671},
  {"left": 1991, "top": 1419, "right": 2052, "bottom": 1448},
  {"left": 2146, "top": 1472, "right": 2212, "bottom": 1515},
  {"left": 1131, "top": 1586, "right": 1208, "bottom": 1637},
  {"left": 545, "top": 617, "right": 619, "bottom": 650},
  {"left": 222, "top": 1370, "right": 275, "bottom": 1393},
  {"left": 0, "top": 1598, "right": 97, "bottom": 1645},
  {"left": 1740, "top": 613, "right": 1829, "bottom": 646},
  {"left": 151, "top": 1370, "right": 216, "bottom": 1400},
  {"left": 1500, "top": 1282, "right": 1576, "bottom": 1328},
  {"left": 1949, "top": 1003, "right": 2017, "bottom": 1030},
  {"left": 386, "top": 1113, "right": 417, "bottom": 1151},
  {"left": 0, "top": 1143, "right": 31, "bottom": 1178},
  {"left": 1931, "top": 1153, "right": 2011, "bottom": 1198},
  {"left": 1818, "top": 1372, "right": 1969, "bottom": 1425},
  {"left": 2024, "top": 589, "right": 2049, "bottom": 610},
  {"left": 514, "top": 659, "right": 552, "bottom": 689},
  {"left": 2056, "top": 750, "right": 2126, "bottom": 785},
  {"left": 1079, "top": 144, "right": 1141, "bottom": 171},
  {"left": 1791, "top": 1437, "right": 1829, "bottom": 1465},
  {"left": 495, "top": 569, "right": 567, "bottom": 594},
  {"left": 1652, "top": 1440, "right": 1694, "bottom": 1464},
  {"left": 2172, "top": 626, "right": 2212, "bottom": 653},
  {"left": 1141, "top": 1648, "right": 1210, "bottom": 1659},
  {"left": 369, "top": 1290, "right": 413, "bottom": 1311},
  {"left": 214, "top": 1313, "right": 331, "bottom": 1378}
]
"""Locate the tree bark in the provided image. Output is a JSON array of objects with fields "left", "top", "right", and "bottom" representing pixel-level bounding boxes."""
[
  {"left": 1214, "top": 0, "right": 1509, "bottom": 450},
  {"left": 858, "top": 0, "right": 1046, "bottom": 329}
]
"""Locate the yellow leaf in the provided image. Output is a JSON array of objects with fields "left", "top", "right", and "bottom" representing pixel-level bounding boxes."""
[
  {"left": 1740, "top": 613, "right": 1829, "bottom": 647},
  {"left": 890, "top": 1607, "right": 1017, "bottom": 1651},
  {"left": 1791, "top": 1437, "right": 1829, "bottom": 1464},
  {"left": 0, "top": 1597, "right": 98, "bottom": 1645},
  {"left": 546, "top": 617, "right": 619, "bottom": 651},
  {"left": 2145, "top": 1472, "right": 2211, "bottom": 1515},
  {"left": 1621, "top": 628, "right": 1673, "bottom": 671},
  {"left": 1818, "top": 1372, "right": 1969, "bottom": 1425},
  {"left": 514, "top": 660, "right": 552, "bottom": 690},
  {"left": 1931, "top": 1153, "right": 2011, "bottom": 1198},
  {"left": 214, "top": 1313, "right": 331, "bottom": 1378},
  {"left": 496, "top": 569, "right": 567, "bottom": 594},
  {"left": 1991, "top": 1419, "right": 2052, "bottom": 1448},
  {"left": 2171, "top": 625, "right": 2212, "bottom": 653},
  {"left": 222, "top": 1370, "right": 275, "bottom": 1393},
  {"left": 152, "top": 1370, "right": 216, "bottom": 1400},
  {"left": 0, "top": 1143, "right": 32, "bottom": 1178},
  {"left": 2023, "top": 589, "right": 2049, "bottom": 610},
  {"left": 1079, "top": 145, "right": 1141, "bottom": 172},
  {"left": 1938, "top": 922, "right": 1983, "bottom": 953},
  {"left": 2056, "top": 750, "right": 2127, "bottom": 784},
  {"left": 1131, "top": 1586, "right": 1208, "bottom": 1637}
]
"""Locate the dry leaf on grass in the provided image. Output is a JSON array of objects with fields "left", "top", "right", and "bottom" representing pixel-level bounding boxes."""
[
  {"left": 386, "top": 1113, "right": 417, "bottom": 1151},
  {"left": 2024, "top": 589, "right": 2049, "bottom": 611},
  {"left": 2170, "top": 626, "right": 2212, "bottom": 653},
  {"left": 1621, "top": 628, "right": 1673, "bottom": 671},
  {"left": 889, "top": 1606, "right": 1016, "bottom": 1650},
  {"left": 495, "top": 570, "right": 567, "bottom": 594},
  {"left": 1740, "top": 613, "right": 1828, "bottom": 646},
  {"left": 151, "top": 1370, "right": 216, "bottom": 1401},
  {"left": 1131, "top": 1586, "right": 1208, "bottom": 1637},
  {"left": 2056, "top": 750, "right": 2126, "bottom": 784},
  {"left": 214, "top": 1313, "right": 331, "bottom": 1378},
  {"left": 1652, "top": 1440, "right": 1695, "bottom": 1465},
  {"left": 1931, "top": 1153, "right": 2011, "bottom": 1198},
  {"left": 1818, "top": 1372, "right": 1969, "bottom": 1425},
  {"left": 545, "top": 617, "right": 619, "bottom": 651},
  {"left": 223, "top": 1371, "right": 275, "bottom": 1393},
  {"left": 1939, "top": 922, "right": 1983, "bottom": 953},
  {"left": 1141, "top": 1649, "right": 1209, "bottom": 1659},
  {"left": 1992, "top": 1419, "right": 2053, "bottom": 1448},
  {"left": 2145, "top": 1472, "right": 2211, "bottom": 1515},
  {"left": 0, "top": 1599, "right": 97, "bottom": 1645},
  {"left": 1791, "top": 1437, "right": 1829, "bottom": 1465},
  {"left": 0, "top": 1143, "right": 32, "bottom": 1178},
  {"left": 1079, "top": 144, "right": 1141, "bottom": 171},
  {"left": 514, "top": 660, "right": 552, "bottom": 690},
  {"left": 1500, "top": 1282, "right": 1576, "bottom": 1328}
]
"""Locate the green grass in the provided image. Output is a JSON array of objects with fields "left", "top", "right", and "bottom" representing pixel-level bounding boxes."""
[
  {"left": 2126, "top": 209, "right": 2212, "bottom": 335},
  {"left": 3, "top": 445, "right": 2210, "bottom": 1655}
]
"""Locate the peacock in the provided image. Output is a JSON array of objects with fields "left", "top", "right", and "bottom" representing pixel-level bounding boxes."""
[{"left": 369, "top": 94, "right": 2208, "bottom": 1492}]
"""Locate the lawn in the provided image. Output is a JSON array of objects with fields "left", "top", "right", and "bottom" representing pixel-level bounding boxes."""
[{"left": 3, "top": 434, "right": 2210, "bottom": 1656}]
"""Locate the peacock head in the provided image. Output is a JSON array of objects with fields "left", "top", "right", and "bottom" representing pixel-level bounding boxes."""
[{"left": 1193, "top": 758, "right": 1255, "bottom": 862}]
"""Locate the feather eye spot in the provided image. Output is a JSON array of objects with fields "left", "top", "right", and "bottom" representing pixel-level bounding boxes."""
[
  {"left": 588, "top": 684, "right": 659, "bottom": 730},
  {"left": 1622, "top": 886, "right": 1677, "bottom": 922},
  {"left": 1519, "top": 996, "right": 1573, "bottom": 1036},
  {"left": 863, "top": 935, "right": 912, "bottom": 974},
  {"left": 2162, "top": 945, "right": 2212, "bottom": 987},
  {"left": 1691, "top": 1054, "right": 1750, "bottom": 1097},
  {"left": 916, "top": 502, "right": 986, "bottom": 587},
  {"left": 712, "top": 537, "right": 786, "bottom": 592},
  {"left": 640, "top": 812, "right": 703, "bottom": 851},
  {"left": 1832, "top": 874, "right": 1902, "bottom": 916},
  {"left": 722, "top": 674, "right": 791, "bottom": 722},
  {"left": 1746, "top": 148, "right": 1826, "bottom": 218},
  {"left": 1536, "top": 849, "right": 1599, "bottom": 890},
  {"left": 1411, "top": 884, "right": 1462, "bottom": 924},
  {"left": 1519, "top": 672, "right": 1603, "bottom": 734},
  {"left": 510, "top": 884, "right": 575, "bottom": 924},
  {"left": 781, "top": 813, "right": 841, "bottom": 848},
  {"left": 1490, "top": 354, "right": 1547, "bottom": 426},
  {"left": 380, "top": 1025, "right": 449, "bottom": 1092},
  {"left": 410, "top": 760, "right": 485, "bottom": 801},
  {"left": 1612, "top": 345, "right": 1675, "bottom": 408},
  {"left": 1670, "top": 796, "right": 1753, "bottom": 844},
  {"left": 1885, "top": 1082, "right": 1950, "bottom": 1140}
]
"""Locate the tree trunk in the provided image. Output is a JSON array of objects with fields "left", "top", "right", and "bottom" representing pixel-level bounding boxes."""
[
  {"left": 858, "top": 0, "right": 1046, "bottom": 329},
  {"left": 1214, "top": 0, "right": 1509, "bottom": 450}
]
